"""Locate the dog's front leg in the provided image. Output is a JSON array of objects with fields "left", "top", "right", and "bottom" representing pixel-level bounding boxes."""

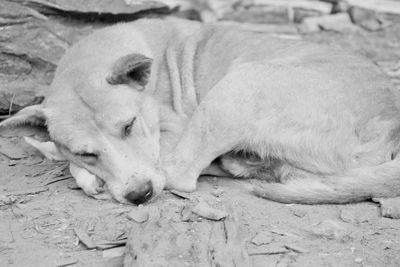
[{"left": 162, "top": 73, "right": 253, "bottom": 192}]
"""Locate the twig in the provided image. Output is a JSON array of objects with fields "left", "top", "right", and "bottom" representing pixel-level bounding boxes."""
[
  {"left": 2, "top": 186, "right": 48, "bottom": 197},
  {"left": 74, "top": 227, "right": 96, "bottom": 249},
  {"left": 43, "top": 175, "right": 73, "bottom": 186},
  {"left": 96, "top": 239, "right": 127, "bottom": 250},
  {"left": 56, "top": 260, "right": 78, "bottom": 267},
  {"left": 8, "top": 93, "right": 16, "bottom": 116}
]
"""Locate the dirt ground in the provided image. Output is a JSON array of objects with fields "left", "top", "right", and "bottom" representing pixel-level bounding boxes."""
[{"left": 1, "top": 5, "right": 400, "bottom": 267}]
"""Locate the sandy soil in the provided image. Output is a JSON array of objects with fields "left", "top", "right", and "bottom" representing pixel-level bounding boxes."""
[{"left": 1, "top": 16, "right": 400, "bottom": 267}]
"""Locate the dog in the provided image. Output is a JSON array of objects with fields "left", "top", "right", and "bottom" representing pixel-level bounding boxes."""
[{"left": 2, "top": 17, "right": 400, "bottom": 205}]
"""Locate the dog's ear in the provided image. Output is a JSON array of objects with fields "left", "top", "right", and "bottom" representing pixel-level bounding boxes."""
[
  {"left": 107, "top": 53, "right": 153, "bottom": 89},
  {"left": 24, "top": 136, "right": 65, "bottom": 161},
  {"left": 0, "top": 104, "right": 47, "bottom": 129}
]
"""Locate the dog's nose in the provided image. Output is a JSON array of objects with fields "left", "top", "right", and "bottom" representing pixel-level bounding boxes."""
[{"left": 125, "top": 181, "right": 153, "bottom": 205}]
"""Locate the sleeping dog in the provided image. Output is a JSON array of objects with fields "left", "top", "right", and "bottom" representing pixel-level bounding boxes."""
[{"left": 2, "top": 17, "right": 400, "bottom": 204}]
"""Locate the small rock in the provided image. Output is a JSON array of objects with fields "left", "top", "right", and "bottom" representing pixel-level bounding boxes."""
[
  {"left": 7, "top": 160, "right": 17, "bottom": 166},
  {"left": 373, "top": 197, "right": 400, "bottom": 219},
  {"left": 102, "top": 246, "right": 125, "bottom": 258},
  {"left": 310, "top": 220, "right": 353, "bottom": 242},
  {"left": 0, "top": 140, "right": 26, "bottom": 160},
  {"left": 290, "top": 208, "right": 307, "bottom": 218},
  {"left": 340, "top": 209, "right": 358, "bottom": 223},
  {"left": 74, "top": 227, "right": 96, "bottom": 249},
  {"left": 211, "top": 188, "right": 225, "bottom": 197},
  {"left": 181, "top": 205, "right": 193, "bottom": 222},
  {"left": 24, "top": 156, "right": 43, "bottom": 166},
  {"left": 251, "top": 231, "right": 273, "bottom": 245},
  {"left": 170, "top": 190, "right": 191, "bottom": 199},
  {"left": 192, "top": 201, "right": 228, "bottom": 221},
  {"left": 348, "top": 6, "right": 390, "bottom": 31},
  {"left": 354, "top": 257, "right": 363, "bottom": 263},
  {"left": 127, "top": 208, "right": 149, "bottom": 223},
  {"left": 345, "top": 0, "right": 400, "bottom": 15},
  {"left": 339, "top": 205, "right": 375, "bottom": 224},
  {"left": 300, "top": 13, "right": 357, "bottom": 33}
]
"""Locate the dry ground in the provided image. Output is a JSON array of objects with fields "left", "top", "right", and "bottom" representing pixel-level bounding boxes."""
[{"left": 1, "top": 14, "right": 400, "bottom": 267}]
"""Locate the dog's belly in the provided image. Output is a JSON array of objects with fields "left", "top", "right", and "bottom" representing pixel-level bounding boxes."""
[{"left": 204, "top": 57, "right": 400, "bottom": 176}]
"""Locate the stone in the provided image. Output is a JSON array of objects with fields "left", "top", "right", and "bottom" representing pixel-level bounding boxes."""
[
  {"left": 309, "top": 220, "right": 353, "bottom": 242},
  {"left": 300, "top": 13, "right": 357, "bottom": 33},
  {"left": 127, "top": 208, "right": 149, "bottom": 223},
  {"left": 251, "top": 231, "right": 274, "bottom": 245},
  {"left": 349, "top": 6, "right": 390, "bottom": 31},
  {"left": 192, "top": 201, "right": 228, "bottom": 221}
]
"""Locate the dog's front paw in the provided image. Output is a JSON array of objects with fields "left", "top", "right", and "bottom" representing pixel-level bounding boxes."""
[
  {"left": 165, "top": 177, "right": 197, "bottom": 192},
  {"left": 163, "top": 166, "right": 197, "bottom": 192},
  {"left": 69, "top": 163, "right": 105, "bottom": 196},
  {"left": 161, "top": 155, "right": 200, "bottom": 192}
]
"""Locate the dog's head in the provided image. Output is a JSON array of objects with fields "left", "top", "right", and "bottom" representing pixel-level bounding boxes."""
[{"left": 0, "top": 52, "right": 166, "bottom": 204}]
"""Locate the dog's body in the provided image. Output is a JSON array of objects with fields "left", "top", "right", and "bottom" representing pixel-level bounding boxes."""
[{"left": 2, "top": 18, "right": 400, "bottom": 204}]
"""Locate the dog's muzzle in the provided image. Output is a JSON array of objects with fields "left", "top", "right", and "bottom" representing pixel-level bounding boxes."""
[{"left": 124, "top": 181, "right": 153, "bottom": 205}]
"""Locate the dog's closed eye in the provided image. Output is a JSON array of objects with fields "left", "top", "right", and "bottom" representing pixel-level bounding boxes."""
[
  {"left": 75, "top": 152, "right": 98, "bottom": 165},
  {"left": 122, "top": 117, "right": 136, "bottom": 138}
]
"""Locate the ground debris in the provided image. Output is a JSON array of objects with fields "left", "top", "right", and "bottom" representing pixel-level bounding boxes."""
[
  {"left": 43, "top": 175, "right": 72, "bottom": 186},
  {"left": 290, "top": 208, "right": 307, "bottom": 218},
  {"left": 95, "top": 239, "right": 127, "bottom": 250},
  {"left": 55, "top": 259, "right": 78, "bottom": 267},
  {"left": 284, "top": 244, "right": 309, "bottom": 254},
  {"left": 247, "top": 243, "right": 287, "bottom": 255},
  {"left": 169, "top": 189, "right": 192, "bottom": 199},
  {"left": 21, "top": 0, "right": 171, "bottom": 21},
  {"left": 349, "top": 6, "right": 391, "bottom": 31},
  {"left": 339, "top": 205, "right": 374, "bottom": 224},
  {"left": 74, "top": 226, "right": 96, "bottom": 249},
  {"left": 180, "top": 204, "right": 193, "bottom": 222},
  {"left": 300, "top": 13, "right": 357, "bottom": 33},
  {"left": 102, "top": 246, "right": 125, "bottom": 258},
  {"left": 126, "top": 208, "right": 149, "bottom": 223},
  {"left": 251, "top": 231, "right": 273, "bottom": 245},
  {"left": 211, "top": 188, "right": 225, "bottom": 197},
  {"left": 373, "top": 197, "right": 400, "bottom": 219},
  {"left": 309, "top": 220, "right": 353, "bottom": 242},
  {"left": 2, "top": 186, "right": 48, "bottom": 197},
  {"left": 0, "top": 139, "right": 27, "bottom": 160},
  {"left": 0, "top": 1, "right": 47, "bottom": 23},
  {"left": 192, "top": 201, "right": 228, "bottom": 221},
  {"left": 125, "top": 205, "right": 249, "bottom": 266},
  {"left": 208, "top": 214, "right": 251, "bottom": 266}
]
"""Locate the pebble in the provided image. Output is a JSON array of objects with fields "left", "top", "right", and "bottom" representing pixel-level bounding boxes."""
[
  {"left": 354, "top": 257, "right": 363, "bottom": 263},
  {"left": 170, "top": 190, "right": 192, "bottom": 199},
  {"left": 181, "top": 205, "right": 193, "bottom": 222},
  {"left": 290, "top": 208, "right": 307, "bottom": 218},
  {"left": 310, "top": 220, "right": 353, "bottom": 242},
  {"left": 211, "top": 188, "right": 225, "bottom": 197},
  {"left": 300, "top": 13, "right": 357, "bottom": 33},
  {"left": 192, "top": 201, "right": 228, "bottom": 221},
  {"left": 251, "top": 231, "right": 274, "bottom": 245},
  {"left": 127, "top": 208, "right": 149, "bottom": 223}
]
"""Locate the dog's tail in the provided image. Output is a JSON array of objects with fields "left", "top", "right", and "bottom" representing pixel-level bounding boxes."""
[{"left": 253, "top": 157, "right": 400, "bottom": 204}]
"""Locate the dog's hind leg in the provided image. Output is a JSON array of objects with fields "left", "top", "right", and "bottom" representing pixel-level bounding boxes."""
[{"left": 219, "top": 152, "right": 280, "bottom": 182}]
